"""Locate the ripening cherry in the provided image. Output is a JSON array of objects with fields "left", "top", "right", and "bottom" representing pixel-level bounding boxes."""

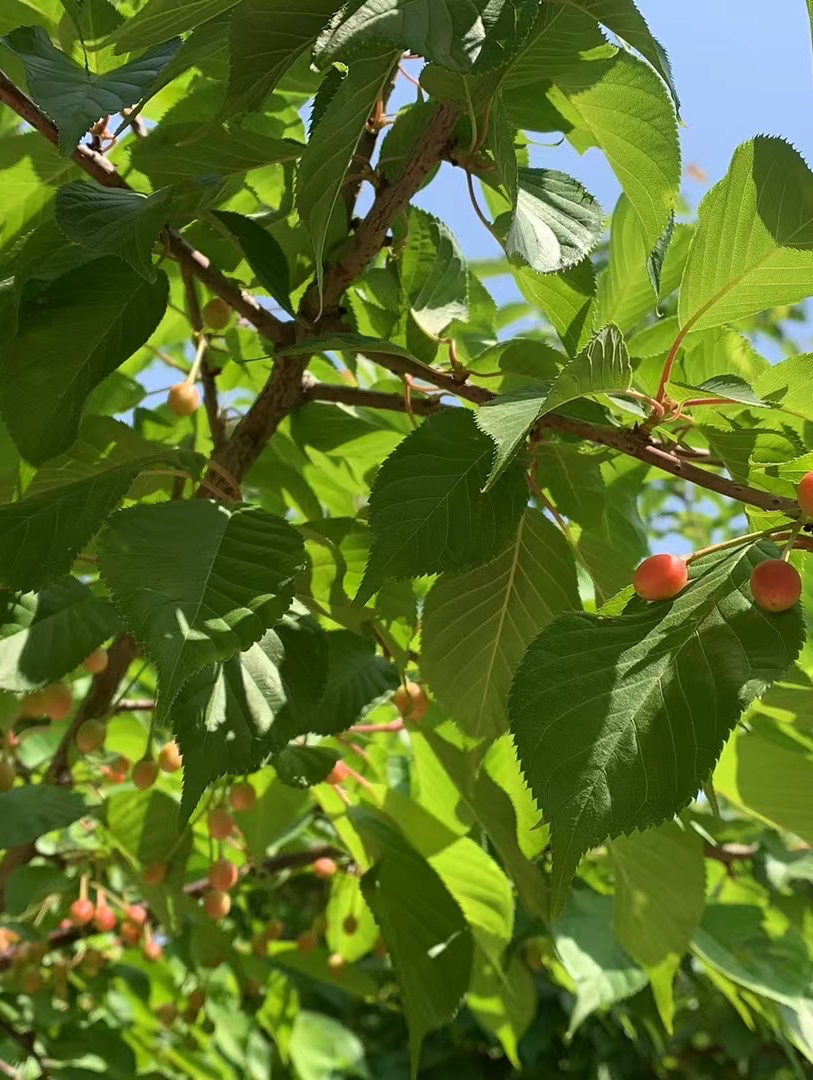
[
  {"left": 632, "top": 554, "right": 689, "bottom": 601},
  {"left": 76, "top": 719, "right": 106, "bottom": 754},
  {"left": 252, "top": 937, "right": 267, "bottom": 957},
  {"left": 143, "top": 938, "right": 162, "bottom": 961},
  {"left": 187, "top": 988, "right": 205, "bottom": 1012},
  {"left": 132, "top": 758, "right": 159, "bottom": 791},
  {"left": 126, "top": 904, "right": 147, "bottom": 927},
  {"left": 39, "top": 683, "right": 73, "bottom": 721},
  {"left": 326, "top": 761, "right": 350, "bottom": 786},
  {"left": 207, "top": 808, "right": 234, "bottom": 840},
  {"left": 19, "top": 691, "right": 46, "bottom": 718},
  {"left": 750, "top": 559, "right": 802, "bottom": 613},
  {"left": 0, "top": 760, "right": 15, "bottom": 792},
  {"left": 82, "top": 649, "right": 109, "bottom": 675},
  {"left": 94, "top": 903, "right": 117, "bottom": 932},
  {"left": 207, "top": 858, "right": 238, "bottom": 892},
  {"left": 228, "top": 781, "right": 256, "bottom": 812},
  {"left": 158, "top": 740, "right": 182, "bottom": 773},
  {"left": 157, "top": 1003, "right": 177, "bottom": 1027},
  {"left": 391, "top": 681, "right": 429, "bottom": 723},
  {"left": 203, "top": 889, "right": 231, "bottom": 919},
  {"left": 202, "top": 297, "right": 232, "bottom": 331},
  {"left": 798, "top": 471, "right": 813, "bottom": 516},
  {"left": 120, "top": 922, "right": 141, "bottom": 946},
  {"left": 313, "top": 857, "right": 338, "bottom": 880},
  {"left": 167, "top": 382, "right": 200, "bottom": 417},
  {"left": 70, "top": 898, "right": 95, "bottom": 926},
  {"left": 143, "top": 862, "right": 167, "bottom": 886}
]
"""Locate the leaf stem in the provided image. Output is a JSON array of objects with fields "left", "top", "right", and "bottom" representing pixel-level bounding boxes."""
[
  {"left": 685, "top": 525, "right": 791, "bottom": 564},
  {"left": 655, "top": 324, "right": 691, "bottom": 403}
]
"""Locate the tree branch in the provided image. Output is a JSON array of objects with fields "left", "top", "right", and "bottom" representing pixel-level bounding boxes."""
[
  {"left": 181, "top": 263, "right": 227, "bottom": 452},
  {"left": 0, "top": 1016, "right": 48, "bottom": 1077},
  {"left": 0, "top": 68, "right": 294, "bottom": 350},
  {"left": 304, "top": 380, "right": 446, "bottom": 415}
]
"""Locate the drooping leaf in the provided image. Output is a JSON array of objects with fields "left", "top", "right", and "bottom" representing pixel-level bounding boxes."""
[
  {"left": 505, "top": 168, "right": 603, "bottom": 274},
  {"left": 554, "top": 889, "right": 648, "bottom": 1034},
  {"left": 477, "top": 324, "right": 631, "bottom": 488},
  {"left": 0, "top": 416, "right": 203, "bottom": 591},
  {"left": 0, "top": 258, "right": 169, "bottom": 465},
  {"left": 98, "top": 500, "right": 305, "bottom": 721},
  {"left": 212, "top": 210, "right": 292, "bottom": 314},
  {"left": 422, "top": 509, "right": 579, "bottom": 739},
  {"left": 314, "top": 0, "right": 539, "bottom": 72},
  {"left": 297, "top": 49, "right": 398, "bottom": 301},
  {"left": 306, "top": 629, "right": 399, "bottom": 736},
  {"left": 224, "top": 0, "right": 340, "bottom": 119},
  {"left": 110, "top": 0, "right": 239, "bottom": 52},
  {"left": 0, "top": 786, "right": 88, "bottom": 848},
  {"left": 0, "top": 578, "right": 119, "bottom": 692},
  {"left": 551, "top": 51, "right": 680, "bottom": 250},
  {"left": 2, "top": 26, "right": 181, "bottom": 154},
  {"left": 679, "top": 138, "right": 813, "bottom": 334},
  {"left": 510, "top": 541, "right": 804, "bottom": 915},
  {"left": 172, "top": 606, "right": 329, "bottom": 821},
  {"left": 55, "top": 181, "right": 173, "bottom": 281},
  {"left": 271, "top": 745, "right": 341, "bottom": 788},
  {"left": 401, "top": 208, "right": 469, "bottom": 338},
  {"left": 357, "top": 408, "right": 528, "bottom": 603},
  {"left": 355, "top": 809, "right": 474, "bottom": 1075}
]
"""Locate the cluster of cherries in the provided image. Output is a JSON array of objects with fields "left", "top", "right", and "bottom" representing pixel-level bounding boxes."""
[
  {"left": 633, "top": 473, "right": 813, "bottom": 611},
  {"left": 167, "top": 298, "right": 232, "bottom": 419}
]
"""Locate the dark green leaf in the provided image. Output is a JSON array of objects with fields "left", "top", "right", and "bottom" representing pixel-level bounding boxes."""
[
  {"left": 306, "top": 629, "right": 399, "bottom": 736},
  {"left": 0, "top": 786, "right": 87, "bottom": 848},
  {"left": 271, "top": 745, "right": 341, "bottom": 788},
  {"left": 212, "top": 210, "right": 292, "bottom": 314}
]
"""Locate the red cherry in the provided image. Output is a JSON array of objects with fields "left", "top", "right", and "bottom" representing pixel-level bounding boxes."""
[
  {"left": 126, "top": 904, "right": 147, "bottom": 927},
  {"left": 143, "top": 938, "right": 162, "bottom": 961},
  {"left": 120, "top": 922, "right": 141, "bottom": 946},
  {"left": 297, "top": 930, "right": 318, "bottom": 952},
  {"left": 313, "top": 857, "right": 338, "bottom": 879},
  {"left": 326, "top": 761, "right": 350, "bottom": 786},
  {"left": 40, "top": 683, "right": 73, "bottom": 721},
  {"left": 94, "top": 904, "right": 116, "bottom": 932},
  {"left": 207, "top": 808, "right": 234, "bottom": 840},
  {"left": 207, "top": 858, "right": 238, "bottom": 892},
  {"left": 798, "top": 471, "right": 813, "bottom": 516},
  {"left": 632, "top": 554, "right": 689, "bottom": 601},
  {"left": 70, "top": 898, "right": 95, "bottom": 925},
  {"left": 203, "top": 889, "right": 231, "bottom": 919},
  {"left": 228, "top": 782, "right": 256, "bottom": 812},
  {"left": 750, "top": 559, "right": 802, "bottom": 613}
]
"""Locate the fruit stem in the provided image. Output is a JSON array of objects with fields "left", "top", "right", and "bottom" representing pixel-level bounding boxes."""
[
  {"left": 781, "top": 522, "right": 803, "bottom": 561},
  {"left": 685, "top": 525, "right": 790, "bottom": 565},
  {"left": 185, "top": 333, "right": 208, "bottom": 387}
]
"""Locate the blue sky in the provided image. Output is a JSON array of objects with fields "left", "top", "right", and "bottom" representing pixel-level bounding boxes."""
[{"left": 410, "top": 1, "right": 813, "bottom": 273}]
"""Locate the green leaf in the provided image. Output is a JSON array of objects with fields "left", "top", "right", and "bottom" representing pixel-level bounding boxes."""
[
  {"left": 477, "top": 324, "right": 631, "bottom": 488},
  {"left": 224, "top": 0, "right": 340, "bottom": 120},
  {"left": 357, "top": 409, "right": 527, "bottom": 603},
  {"left": 554, "top": 889, "right": 648, "bottom": 1034},
  {"left": 0, "top": 134, "right": 79, "bottom": 263},
  {"left": 106, "top": 788, "right": 185, "bottom": 866},
  {"left": 271, "top": 745, "right": 341, "bottom": 788},
  {"left": 401, "top": 209, "right": 469, "bottom": 338},
  {"left": 326, "top": 872, "right": 378, "bottom": 963},
  {"left": 172, "top": 606, "right": 329, "bottom": 821},
  {"left": 673, "top": 374, "right": 767, "bottom": 408},
  {"left": 510, "top": 541, "right": 804, "bottom": 916},
  {"left": 714, "top": 728, "right": 813, "bottom": 845},
  {"left": 98, "top": 500, "right": 304, "bottom": 721},
  {"left": 468, "top": 955, "right": 535, "bottom": 1068},
  {"left": 283, "top": 331, "right": 419, "bottom": 364},
  {"left": 314, "top": 0, "right": 539, "bottom": 72},
  {"left": 679, "top": 138, "right": 813, "bottom": 334},
  {"left": 0, "top": 786, "right": 87, "bottom": 849},
  {"left": 55, "top": 181, "right": 172, "bottom": 281},
  {"left": 5, "top": 864, "right": 67, "bottom": 917},
  {"left": 612, "top": 822, "right": 706, "bottom": 969},
  {"left": 355, "top": 810, "right": 474, "bottom": 1075},
  {"left": 2, "top": 26, "right": 181, "bottom": 154},
  {"left": 288, "top": 1012, "right": 367, "bottom": 1080},
  {"left": 754, "top": 351, "right": 813, "bottom": 422},
  {"left": 551, "top": 51, "right": 680, "bottom": 250},
  {"left": 0, "top": 578, "right": 119, "bottom": 692},
  {"left": 514, "top": 260, "right": 596, "bottom": 356},
  {"left": 0, "top": 416, "right": 203, "bottom": 591},
  {"left": 487, "top": 91, "right": 518, "bottom": 204},
  {"left": 422, "top": 508, "right": 579, "bottom": 739},
  {"left": 0, "top": 258, "right": 169, "bottom": 465},
  {"left": 306, "top": 629, "right": 399, "bottom": 736},
  {"left": 505, "top": 168, "right": 603, "bottom": 274},
  {"left": 551, "top": 0, "right": 679, "bottom": 109},
  {"left": 110, "top": 0, "right": 239, "bottom": 52},
  {"left": 297, "top": 49, "right": 397, "bottom": 303},
  {"left": 212, "top": 210, "right": 292, "bottom": 314}
]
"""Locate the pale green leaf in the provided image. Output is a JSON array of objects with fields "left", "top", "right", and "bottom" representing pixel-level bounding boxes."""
[
  {"left": 505, "top": 167, "right": 603, "bottom": 274},
  {"left": 0, "top": 786, "right": 87, "bottom": 848},
  {"left": 110, "top": 0, "right": 239, "bottom": 52},
  {"left": 0, "top": 578, "right": 119, "bottom": 692},
  {"left": 326, "top": 872, "right": 378, "bottom": 963},
  {"left": 106, "top": 788, "right": 186, "bottom": 867},
  {"left": 468, "top": 955, "right": 536, "bottom": 1068},
  {"left": 422, "top": 508, "right": 579, "bottom": 739},
  {"left": 0, "top": 134, "right": 78, "bottom": 262},
  {"left": 297, "top": 50, "right": 397, "bottom": 302},
  {"left": 514, "top": 259, "right": 596, "bottom": 356},
  {"left": 755, "top": 351, "right": 813, "bottom": 422},
  {"left": 0, "top": 258, "right": 169, "bottom": 465},
  {"left": 477, "top": 324, "right": 630, "bottom": 488},
  {"left": 679, "top": 138, "right": 813, "bottom": 334},
  {"left": 401, "top": 208, "right": 469, "bottom": 338},
  {"left": 98, "top": 500, "right": 305, "bottom": 721},
  {"left": 510, "top": 541, "right": 804, "bottom": 916},
  {"left": 55, "top": 181, "right": 172, "bottom": 281},
  {"left": 357, "top": 409, "right": 527, "bottom": 603},
  {"left": 289, "top": 1012, "right": 367, "bottom": 1080},
  {"left": 2, "top": 26, "right": 181, "bottom": 154}
]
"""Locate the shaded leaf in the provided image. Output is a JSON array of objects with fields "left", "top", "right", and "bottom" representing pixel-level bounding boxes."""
[
  {"left": 306, "top": 629, "right": 399, "bottom": 736},
  {"left": 212, "top": 209, "right": 292, "bottom": 314},
  {"left": 0, "top": 786, "right": 87, "bottom": 848},
  {"left": 110, "top": 0, "right": 239, "bottom": 52},
  {"left": 401, "top": 208, "right": 468, "bottom": 338},
  {"left": 272, "top": 745, "right": 341, "bottom": 788}
]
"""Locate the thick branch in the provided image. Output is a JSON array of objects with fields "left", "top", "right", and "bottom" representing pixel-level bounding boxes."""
[
  {"left": 304, "top": 380, "right": 446, "bottom": 415},
  {"left": 0, "top": 69, "right": 293, "bottom": 350}
]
